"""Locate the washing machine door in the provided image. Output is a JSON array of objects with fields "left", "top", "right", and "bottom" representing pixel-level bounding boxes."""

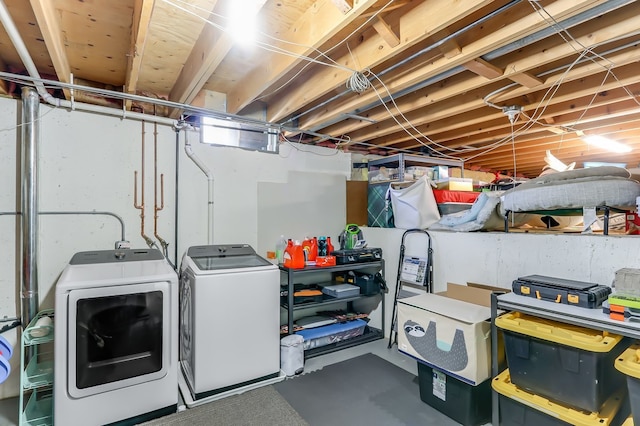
[{"left": 67, "top": 281, "right": 171, "bottom": 398}]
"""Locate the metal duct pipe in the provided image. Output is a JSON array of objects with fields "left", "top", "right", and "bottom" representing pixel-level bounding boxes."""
[{"left": 21, "top": 86, "right": 39, "bottom": 330}]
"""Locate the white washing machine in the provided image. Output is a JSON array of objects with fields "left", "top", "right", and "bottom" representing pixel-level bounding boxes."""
[
  {"left": 180, "top": 244, "right": 280, "bottom": 401},
  {"left": 54, "top": 249, "right": 178, "bottom": 426}
]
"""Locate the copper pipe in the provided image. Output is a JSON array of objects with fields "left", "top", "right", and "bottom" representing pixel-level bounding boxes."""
[
  {"left": 134, "top": 120, "right": 155, "bottom": 247},
  {"left": 153, "top": 120, "right": 168, "bottom": 250}
]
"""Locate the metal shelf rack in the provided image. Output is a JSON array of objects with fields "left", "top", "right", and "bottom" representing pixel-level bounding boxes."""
[{"left": 280, "top": 260, "right": 386, "bottom": 359}]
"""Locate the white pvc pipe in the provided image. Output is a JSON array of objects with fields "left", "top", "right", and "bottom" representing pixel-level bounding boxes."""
[{"left": 183, "top": 129, "right": 214, "bottom": 245}]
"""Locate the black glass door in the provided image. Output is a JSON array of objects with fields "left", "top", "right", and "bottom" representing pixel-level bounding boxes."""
[{"left": 75, "top": 291, "right": 163, "bottom": 389}]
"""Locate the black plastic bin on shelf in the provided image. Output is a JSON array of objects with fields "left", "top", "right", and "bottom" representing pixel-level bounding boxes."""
[
  {"left": 417, "top": 361, "right": 491, "bottom": 426},
  {"left": 493, "top": 369, "right": 630, "bottom": 426},
  {"left": 496, "top": 311, "right": 630, "bottom": 413},
  {"left": 615, "top": 345, "right": 640, "bottom": 425}
]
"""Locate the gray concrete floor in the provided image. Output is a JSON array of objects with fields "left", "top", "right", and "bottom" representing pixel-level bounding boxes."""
[{"left": 0, "top": 339, "right": 475, "bottom": 426}]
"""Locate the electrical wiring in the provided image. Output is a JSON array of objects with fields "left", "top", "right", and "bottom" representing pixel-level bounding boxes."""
[
  {"left": 0, "top": 106, "right": 55, "bottom": 133},
  {"left": 366, "top": 70, "right": 501, "bottom": 158},
  {"left": 279, "top": 133, "right": 341, "bottom": 157},
  {"left": 160, "top": 0, "right": 396, "bottom": 102},
  {"left": 484, "top": 0, "right": 638, "bottom": 139}
]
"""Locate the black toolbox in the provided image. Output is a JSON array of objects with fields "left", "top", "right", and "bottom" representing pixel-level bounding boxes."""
[
  {"left": 512, "top": 274, "right": 611, "bottom": 308},
  {"left": 331, "top": 248, "right": 382, "bottom": 265}
]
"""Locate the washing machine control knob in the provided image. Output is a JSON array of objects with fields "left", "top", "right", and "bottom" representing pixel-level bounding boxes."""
[{"left": 114, "top": 251, "right": 126, "bottom": 260}]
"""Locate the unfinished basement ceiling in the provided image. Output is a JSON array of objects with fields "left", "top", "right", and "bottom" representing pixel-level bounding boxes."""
[{"left": 0, "top": 0, "right": 639, "bottom": 177}]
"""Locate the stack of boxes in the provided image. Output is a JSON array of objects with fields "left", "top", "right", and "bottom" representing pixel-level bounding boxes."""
[
  {"left": 397, "top": 283, "right": 506, "bottom": 426},
  {"left": 494, "top": 311, "right": 632, "bottom": 425}
]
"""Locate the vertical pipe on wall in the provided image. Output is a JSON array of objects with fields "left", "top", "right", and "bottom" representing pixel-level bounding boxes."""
[{"left": 21, "top": 86, "right": 39, "bottom": 329}]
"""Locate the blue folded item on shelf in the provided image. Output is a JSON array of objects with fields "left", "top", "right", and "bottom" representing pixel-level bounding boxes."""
[{"left": 295, "top": 319, "right": 367, "bottom": 350}]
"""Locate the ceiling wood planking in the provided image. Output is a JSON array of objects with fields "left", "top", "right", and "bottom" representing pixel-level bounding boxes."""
[
  {"left": 224, "top": 0, "right": 382, "bottom": 115},
  {"left": 124, "top": 0, "right": 155, "bottom": 110},
  {"left": 265, "top": 0, "right": 496, "bottom": 123},
  {"left": 168, "top": 0, "right": 270, "bottom": 116},
  {"left": 55, "top": 0, "right": 133, "bottom": 87},
  {"left": 137, "top": 0, "right": 218, "bottom": 95},
  {"left": 295, "top": 0, "right": 609, "bottom": 132},
  {"left": 0, "top": 0, "right": 53, "bottom": 74}
]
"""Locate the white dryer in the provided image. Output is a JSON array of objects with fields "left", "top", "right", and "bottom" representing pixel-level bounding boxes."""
[
  {"left": 54, "top": 249, "right": 178, "bottom": 426},
  {"left": 180, "top": 244, "right": 280, "bottom": 401}
]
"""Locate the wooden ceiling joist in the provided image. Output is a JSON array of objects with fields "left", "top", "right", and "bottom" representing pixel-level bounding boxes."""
[
  {"left": 266, "top": 0, "right": 496, "bottom": 123},
  {"left": 463, "top": 57, "right": 503, "bottom": 80},
  {"left": 509, "top": 71, "right": 544, "bottom": 88},
  {"left": 29, "top": 0, "right": 71, "bottom": 99},
  {"left": 320, "top": 7, "right": 640, "bottom": 138},
  {"left": 124, "top": 0, "right": 155, "bottom": 110},
  {"left": 346, "top": 47, "right": 640, "bottom": 145},
  {"left": 294, "top": 0, "right": 609, "bottom": 132},
  {"left": 372, "top": 15, "right": 400, "bottom": 48},
  {"left": 169, "top": 0, "right": 259, "bottom": 115},
  {"left": 225, "top": 0, "right": 381, "bottom": 115},
  {"left": 436, "top": 29, "right": 462, "bottom": 59}
]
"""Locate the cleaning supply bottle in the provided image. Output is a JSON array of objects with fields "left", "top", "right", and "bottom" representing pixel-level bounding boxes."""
[
  {"left": 284, "top": 240, "right": 305, "bottom": 269},
  {"left": 317, "top": 236, "right": 327, "bottom": 256},
  {"left": 302, "top": 236, "right": 312, "bottom": 262},
  {"left": 327, "top": 236, "right": 334, "bottom": 254},
  {"left": 276, "top": 235, "right": 287, "bottom": 264},
  {"left": 309, "top": 237, "right": 318, "bottom": 261}
]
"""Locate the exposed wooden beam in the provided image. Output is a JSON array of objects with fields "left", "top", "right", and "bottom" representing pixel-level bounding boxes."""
[
  {"left": 436, "top": 29, "right": 462, "bottom": 59},
  {"left": 29, "top": 0, "right": 72, "bottom": 99},
  {"left": 321, "top": 7, "right": 640, "bottom": 137},
  {"left": 347, "top": 47, "right": 640, "bottom": 144},
  {"left": 373, "top": 15, "right": 400, "bottom": 48},
  {"left": 267, "top": 0, "right": 496, "bottom": 123},
  {"left": 293, "top": 0, "right": 608, "bottom": 131},
  {"left": 225, "top": 0, "right": 381, "bottom": 115},
  {"left": 509, "top": 71, "right": 544, "bottom": 88},
  {"left": 168, "top": 0, "right": 266, "bottom": 117},
  {"left": 125, "top": 0, "right": 155, "bottom": 111},
  {"left": 463, "top": 57, "right": 503, "bottom": 80}
]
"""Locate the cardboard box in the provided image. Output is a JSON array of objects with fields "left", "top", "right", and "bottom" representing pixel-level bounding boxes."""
[
  {"left": 397, "top": 282, "right": 507, "bottom": 385},
  {"left": 435, "top": 177, "right": 473, "bottom": 191}
]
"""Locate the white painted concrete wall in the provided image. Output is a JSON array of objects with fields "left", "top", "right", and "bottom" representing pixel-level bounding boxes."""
[
  {"left": 362, "top": 227, "right": 640, "bottom": 340},
  {"left": 2, "top": 95, "right": 639, "bottom": 400},
  {"left": 0, "top": 96, "right": 350, "bottom": 398}
]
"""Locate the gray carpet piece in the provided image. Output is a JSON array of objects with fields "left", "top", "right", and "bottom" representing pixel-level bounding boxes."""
[
  {"left": 139, "top": 385, "right": 309, "bottom": 426},
  {"left": 273, "top": 353, "right": 460, "bottom": 426}
]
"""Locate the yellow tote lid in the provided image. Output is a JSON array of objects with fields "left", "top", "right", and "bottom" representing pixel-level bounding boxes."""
[
  {"left": 615, "top": 345, "right": 640, "bottom": 379},
  {"left": 495, "top": 311, "right": 624, "bottom": 352},
  {"left": 492, "top": 369, "right": 627, "bottom": 426}
]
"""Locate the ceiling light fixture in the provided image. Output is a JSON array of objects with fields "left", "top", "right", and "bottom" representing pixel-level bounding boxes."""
[
  {"left": 577, "top": 132, "right": 632, "bottom": 153},
  {"left": 228, "top": 2, "right": 257, "bottom": 46}
]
